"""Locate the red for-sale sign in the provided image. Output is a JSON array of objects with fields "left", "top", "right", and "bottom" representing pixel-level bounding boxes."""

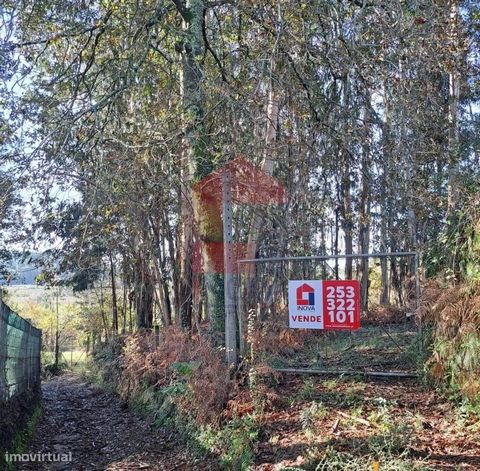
[
  {"left": 288, "top": 279, "right": 360, "bottom": 330},
  {"left": 322, "top": 280, "right": 360, "bottom": 330}
]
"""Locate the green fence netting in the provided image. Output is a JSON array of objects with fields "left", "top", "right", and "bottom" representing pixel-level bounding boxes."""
[{"left": 0, "top": 300, "right": 41, "bottom": 401}]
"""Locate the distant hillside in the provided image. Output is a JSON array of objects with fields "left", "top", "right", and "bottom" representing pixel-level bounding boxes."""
[{"left": 5, "top": 285, "right": 76, "bottom": 306}]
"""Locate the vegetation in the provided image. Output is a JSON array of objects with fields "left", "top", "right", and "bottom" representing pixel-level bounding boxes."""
[
  {"left": 0, "top": 0, "right": 479, "bottom": 468},
  {"left": 0, "top": 404, "right": 43, "bottom": 471},
  {"left": 83, "top": 331, "right": 259, "bottom": 468},
  {"left": 0, "top": 0, "right": 478, "bottom": 337}
]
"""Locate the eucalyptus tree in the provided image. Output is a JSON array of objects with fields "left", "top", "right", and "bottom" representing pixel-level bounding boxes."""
[{"left": 1, "top": 0, "right": 478, "bottom": 343}]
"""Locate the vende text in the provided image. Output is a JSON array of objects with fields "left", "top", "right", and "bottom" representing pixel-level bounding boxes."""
[{"left": 291, "top": 315, "right": 323, "bottom": 323}]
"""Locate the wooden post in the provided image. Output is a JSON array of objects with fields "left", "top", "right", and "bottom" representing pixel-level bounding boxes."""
[{"left": 223, "top": 170, "right": 237, "bottom": 367}]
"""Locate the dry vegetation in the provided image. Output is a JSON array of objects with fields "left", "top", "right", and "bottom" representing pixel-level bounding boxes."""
[
  {"left": 422, "top": 280, "right": 480, "bottom": 400},
  {"left": 82, "top": 277, "right": 480, "bottom": 469},
  {"left": 120, "top": 328, "right": 233, "bottom": 425}
]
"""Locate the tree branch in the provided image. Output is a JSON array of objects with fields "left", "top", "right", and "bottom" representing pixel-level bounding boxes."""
[
  {"left": 202, "top": 8, "right": 229, "bottom": 84},
  {"left": 171, "top": 0, "right": 190, "bottom": 21}
]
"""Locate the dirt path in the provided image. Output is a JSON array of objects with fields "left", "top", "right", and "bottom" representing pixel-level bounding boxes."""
[{"left": 22, "top": 374, "right": 218, "bottom": 471}]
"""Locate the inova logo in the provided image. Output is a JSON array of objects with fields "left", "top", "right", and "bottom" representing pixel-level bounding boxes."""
[{"left": 296, "top": 283, "right": 315, "bottom": 309}]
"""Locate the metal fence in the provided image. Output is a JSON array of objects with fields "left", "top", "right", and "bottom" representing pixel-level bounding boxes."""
[
  {"left": 237, "top": 252, "right": 421, "bottom": 376},
  {"left": 0, "top": 300, "right": 41, "bottom": 401}
]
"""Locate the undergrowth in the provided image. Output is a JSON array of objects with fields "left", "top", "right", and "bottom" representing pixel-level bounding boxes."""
[
  {"left": 84, "top": 328, "right": 258, "bottom": 470},
  {"left": 297, "top": 408, "right": 430, "bottom": 471},
  {"left": 422, "top": 280, "right": 480, "bottom": 403},
  {"left": 305, "top": 447, "right": 435, "bottom": 471},
  {"left": 0, "top": 404, "right": 43, "bottom": 471}
]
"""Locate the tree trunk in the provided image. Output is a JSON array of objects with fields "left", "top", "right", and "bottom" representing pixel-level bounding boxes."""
[
  {"left": 109, "top": 252, "right": 118, "bottom": 335},
  {"left": 177, "top": 0, "right": 225, "bottom": 335},
  {"left": 338, "top": 76, "right": 353, "bottom": 279},
  {"left": 244, "top": 78, "right": 279, "bottom": 317},
  {"left": 245, "top": 81, "right": 279, "bottom": 264},
  {"left": 135, "top": 254, "right": 154, "bottom": 329},
  {"left": 122, "top": 278, "right": 127, "bottom": 334},
  {"left": 341, "top": 170, "right": 353, "bottom": 279},
  {"left": 446, "top": 0, "right": 461, "bottom": 218},
  {"left": 358, "top": 113, "right": 371, "bottom": 312},
  {"left": 334, "top": 206, "right": 339, "bottom": 279},
  {"left": 54, "top": 289, "right": 60, "bottom": 367},
  {"left": 99, "top": 281, "right": 109, "bottom": 341},
  {"left": 149, "top": 215, "right": 172, "bottom": 327},
  {"left": 380, "top": 86, "right": 390, "bottom": 304}
]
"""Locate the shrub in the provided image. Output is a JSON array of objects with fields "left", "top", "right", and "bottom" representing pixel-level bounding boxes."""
[
  {"left": 88, "top": 329, "right": 260, "bottom": 468},
  {"left": 120, "top": 328, "right": 232, "bottom": 425},
  {"left": 423, "top": 280, "right": 480, "bottom": 401}
]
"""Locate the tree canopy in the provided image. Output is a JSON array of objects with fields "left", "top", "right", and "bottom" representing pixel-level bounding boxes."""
[{"left": 0, "top": 0, "right": 478, "bottom": 337}]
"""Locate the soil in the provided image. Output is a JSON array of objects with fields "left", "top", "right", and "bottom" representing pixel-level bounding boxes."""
[
  {"left": 252, "top": 375, "right": 480, "bottom": 470},
  {"left": 16, "top": 373, "right": 480, "bottom": 470},
  {"left": 20, "top": 374, "right": 218, "bottom": 471}
]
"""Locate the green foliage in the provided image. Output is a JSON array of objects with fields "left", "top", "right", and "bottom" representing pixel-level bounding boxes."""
[
  {"left": 300, "top": 379, "right": 318, "bottom": 398},
  {"left": 427, "top": 288, "right": 480, "bottom": 402},
  {"left": 300, "top": 401, "right": 328, "bottom": 439},
  {"left": 198, "top": 415, "right": 259, "bottom": 471},
  {"left": 83, "top": 338, "right": 124, "bottom": 392},
  {"left": 171, "top": 361, "right": 198, "bottom": 378},
  {"left": 125, "top": 381, "right": 259, "bottom": 470},
  {"left": 402, "top": 328, "right": 432, "bottom": 381},
  {"left": 0, "top": 404, "right": 43, "bottom": 471},
  {"left": 311, "top": 446, "right": 434, "bottom": 471},
  {"left": 289, "top": 379, "right": 318, "bottom": 404},
  {"left": 322, "top": 379, "right": 338, "bottom": 391},
  {"left": 85, "top": 337, "right": 258, "bottom": 470},
  {"left": 454, "top": 398, "right": 480, "bottom": 431},
  {"left": 425, "top": 189, "right": 480, "bottom": 281},
  {"left": 128, "top": 384, "right": 178, "bottom": 428},
  {"left": 297, "top": 400, "right": 423, "bottom": 470}
]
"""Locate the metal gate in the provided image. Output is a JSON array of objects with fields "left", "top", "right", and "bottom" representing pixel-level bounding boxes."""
[{"left": 237, "top": 252, "right": 421, "bottom": 376}]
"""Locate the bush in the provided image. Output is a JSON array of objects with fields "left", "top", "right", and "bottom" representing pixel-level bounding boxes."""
[
  {"left": 87, "top": 329, "right": 259, "bottom": 469},
  {"left": 120, "top": 328, "right": 232, "bottom": 425},
  {"left": 43, "top": 362, "right": 68, "bottom": 377},
  {"left": 422, "top": 280, "right": 480, "bottom": 401},
  {"left": 198, "top": 414, "right": 259, "bottom": 470}
]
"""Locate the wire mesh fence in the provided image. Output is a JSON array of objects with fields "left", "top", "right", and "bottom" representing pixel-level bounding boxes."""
[
  {"left": 0, "top": 300, "right": 41, "bottom": 401},
  {"left": 42, "top": 340, "right": 87, "bottom": 368},
  {"left": 237, "top": 253, "right": 422, "bottom": 376}
]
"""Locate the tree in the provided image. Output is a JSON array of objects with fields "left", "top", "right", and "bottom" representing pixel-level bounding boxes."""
[{"left": 0, "top": 0, "right": 478, "bottom": 357}]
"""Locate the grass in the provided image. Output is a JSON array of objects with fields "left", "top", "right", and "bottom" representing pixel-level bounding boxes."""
[
  {"left": 5, "top": 285, "right": 76, "bottom": 305},
  {"left": 300, "top": 401, "right": 328, "bottom": 440},
  {"left": 42, "top": 350, "right": 89, "bottom": 377},
  {"left": 280, "top": 392, "right": 432, "bottom": 470},
  {"left": 294, "top": 379, "right": 318, "bottom": 402},
  {"left": 42, "top": 350, "right": 87, "bottom": 366},
  {"left": 304, "top": 447, "right": 436, "bottom": 470},
  {"left": 268, "top": 323, "right": 423, "bottom": 374},
  {"left": 81, "top": 345, "right": 260, "bottom": 471},
  {"left": 258, "top": 370, "right": 464, "bottom": 471},
  {"left": 0, "top": 404, "right": 43, "bottom": 471}
]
